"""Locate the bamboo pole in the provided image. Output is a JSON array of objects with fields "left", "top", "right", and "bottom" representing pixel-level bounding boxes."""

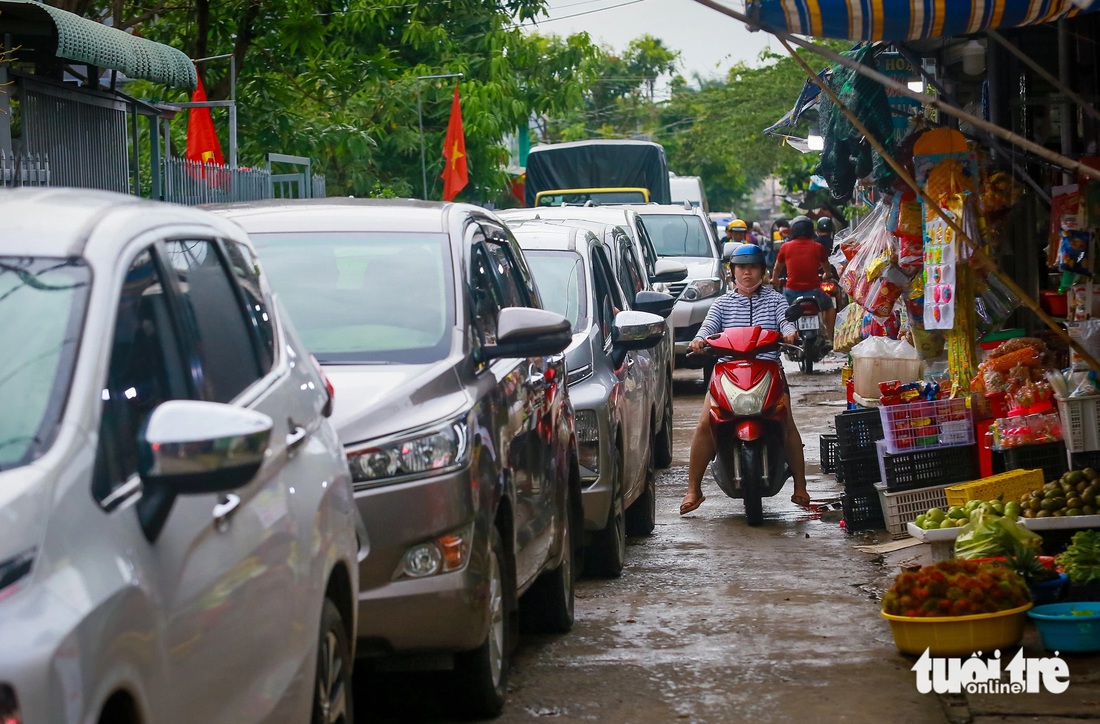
[
  {"left": 774, "top": 35, "right": 1100, "bottom": 373},
  {"left": 688, "top": 0, "right": 1100, "bottom": 183},
  {"left": 987, "top": 30, "right": 1100, "bottom": 124}
]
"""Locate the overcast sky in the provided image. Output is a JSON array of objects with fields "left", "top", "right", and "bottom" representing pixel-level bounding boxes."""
[{"left": 523, "top": 0, "right": 779, "bottom": 89}]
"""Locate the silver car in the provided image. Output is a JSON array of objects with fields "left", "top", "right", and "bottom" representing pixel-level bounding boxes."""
[
  {"left": 213, "top": 199, "right": 579, "bottom": 718},
  {"left": 497, "top": 207, "right": 686, "bottom": 467},
  {"left": 509, "top": 221, "right": 673, "bottom": 576},
  {"left": 621, "top": 204, "right": 729, "bottom": 385},
  {"left": 0, "top": 189, "right": 362, "bottom": 723}
]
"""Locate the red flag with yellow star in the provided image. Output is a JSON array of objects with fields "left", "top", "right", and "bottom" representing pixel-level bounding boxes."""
[
  {"left": 441, "top": 82, "right": 468, "bottom": 201},
  {"left": 185, "top": 73, "right": 224, "bottom": 167}
]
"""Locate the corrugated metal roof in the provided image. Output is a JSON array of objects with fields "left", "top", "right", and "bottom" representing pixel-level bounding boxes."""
[{"left": 0, "top": 0, "right": 196, "bottom": 89}]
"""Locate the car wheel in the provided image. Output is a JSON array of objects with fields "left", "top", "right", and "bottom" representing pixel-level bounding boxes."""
[
  {"left": 455, "top": 525, "right": 511, "bottom": 718},
  {"left": 586, "top": 452, "right": 626, "bottom": 578},
  {"left": 626, "top": 447, "right": 656, "bottom": 536},
  {"left": 312, "top": 599, "right": 353, "bottom": 724},
  {"left": 654, "top": 386, "right": 674, "bottom": 469},
  {"left": 520, "top": 492, "right": 575, "bottom": 634}
]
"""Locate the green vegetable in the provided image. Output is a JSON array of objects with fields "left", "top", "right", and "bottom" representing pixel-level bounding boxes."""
[
  {"left": 1072, "top": 609, "right": 1096, "bottom": 616},
  {"left": 954, "top": 509, "right": 1043, "bottom": 560},
  {"left": 1055, "top": 530, "right": 1100, "bottom": 585}
]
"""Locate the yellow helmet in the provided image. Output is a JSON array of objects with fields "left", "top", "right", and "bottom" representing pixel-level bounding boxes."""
[{"left": 726, "top": 219, "right": 748, "bottom": 232}]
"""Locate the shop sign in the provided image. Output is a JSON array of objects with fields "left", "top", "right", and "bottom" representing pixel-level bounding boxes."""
[{"left": 879, "top": 51, "right": 923, "bottom": 139}]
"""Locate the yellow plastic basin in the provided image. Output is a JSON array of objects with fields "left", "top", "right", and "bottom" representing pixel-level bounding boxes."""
[{"left": 882, "top": 603, "right": 1033, "bottom": 656}]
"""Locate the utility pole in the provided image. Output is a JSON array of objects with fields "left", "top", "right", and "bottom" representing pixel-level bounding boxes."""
[{"left": 416, "top": 73, "right": 463, "bottom": 200}]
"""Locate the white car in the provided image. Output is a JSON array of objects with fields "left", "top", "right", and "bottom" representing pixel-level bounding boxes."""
[{"left": 0, "top": 189, "right": 363, "bottom": 724}]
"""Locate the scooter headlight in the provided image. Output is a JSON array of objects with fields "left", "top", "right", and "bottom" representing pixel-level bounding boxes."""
[{"left": 721, "top": 372, "right": 772, "bottom": 417}]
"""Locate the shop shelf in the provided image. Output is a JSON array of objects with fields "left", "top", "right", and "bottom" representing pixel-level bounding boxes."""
[
  {"left": 1056, "top": 395, "right": 1100, "bottom": 453},
  {"left": 842, "top": 485, "right": 885, "bottom": 533},
  {"left": 874, "top": 481, "right": 951, "bottom": 537},
  {"left": 878, "top": 397, "right": 974, "bottom": 454},
  {"left": 835, "top": 408, "right": 884, "bottom": 459},
  {"left": 877, "top": 442, "right": 977, "bottom": 493},
  {"left": 1002, "top": 441, "right": 1068, "bottom": 483},
  {"left": 943, "top": 468, "right": 1045, "bottom": 508},
  {"left": 820, "top": 433, "right": 839, "bottom": 475}
]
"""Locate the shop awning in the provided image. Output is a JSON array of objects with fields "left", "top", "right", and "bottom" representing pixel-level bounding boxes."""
[
  {"left": 748, "top": 0, "right": 1100, "bottom": 41},
  {"left": 0, "top": 0, "right": 196, "bottom": 89}
]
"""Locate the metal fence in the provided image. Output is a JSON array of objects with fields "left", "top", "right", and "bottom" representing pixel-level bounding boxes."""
[
  {"left": 162, "top": 157, "right": 327, "bottom": 204},
  {"left": 0, "top": 151, "right": 50, "bottom": 188}
]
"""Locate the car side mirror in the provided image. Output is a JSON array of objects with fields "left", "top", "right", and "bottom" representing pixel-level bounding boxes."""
[
  {"left": 650, "top": 258, "right": 688, "bottom": 284},
  {"left": 722, "top": 242, "right": 739, "bottom": 262},
  {"left": 612, "top": 310, "right": 666, "bottom": 351},
  {"left": 480, "top": 307, "right": 571, "bottom": 361},
  {"left": 632, "top": 290, "right": 676, "bottom": 319},
  {"left": 135, "top": 400, "right": 272, "bottom": 542}
]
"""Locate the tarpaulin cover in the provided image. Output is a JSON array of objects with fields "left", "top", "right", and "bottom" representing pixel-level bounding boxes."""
[
  {"left": 524, "top": 140, "right": 671, "bottom": 207},
  {"left": 748, "top": 0, "right": 1100, "bottom": 41}
]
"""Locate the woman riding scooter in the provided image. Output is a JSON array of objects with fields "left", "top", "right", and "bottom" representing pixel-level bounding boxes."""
[{"left": 679, "top": 244, "right": 812, "bottom": 516}]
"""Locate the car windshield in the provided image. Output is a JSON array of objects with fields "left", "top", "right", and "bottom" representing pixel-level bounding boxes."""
[
  {"left": 640, "top": 214, "right": 714, "bottom": 258},
  {"left": 250, "top": 232, "right": 454, "bottom": 364},
  {"left": 524, "top": 251, "right": 587, "bottom": 333},
  {"left": 0, "top": 257, "right": 90, "bottom": 471},
  {"left": 536, "top": 190, "right": 646, "bottom": 206}
]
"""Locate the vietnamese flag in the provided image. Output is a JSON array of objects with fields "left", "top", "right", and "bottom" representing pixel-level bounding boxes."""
[
  {"left": 185, "top": 72, "right": 224, "bottom": 168},
  {"left": 440, "top": 82, "right": 468, "bottom": 201}
]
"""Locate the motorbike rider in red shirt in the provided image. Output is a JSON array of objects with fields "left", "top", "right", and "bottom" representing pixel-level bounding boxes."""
[{"left": 772, "top": 215, "right": 837, "bottom": 343}]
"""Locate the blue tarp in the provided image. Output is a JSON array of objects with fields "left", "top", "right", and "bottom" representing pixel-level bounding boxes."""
[{"left": 749, "top": 0, "right": 1100, "bottom": 41}]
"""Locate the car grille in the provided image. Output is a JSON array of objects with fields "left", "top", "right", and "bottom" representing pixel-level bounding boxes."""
[
  {"left": 674, "top": 322, "right": 702, "bottom": 343},
  {"left": 667, "top": 281, "right": 688, "bottom": 299}
]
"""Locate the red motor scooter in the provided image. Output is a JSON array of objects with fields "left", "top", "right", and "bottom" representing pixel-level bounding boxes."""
[{"left": 698, "top": 326, "right": 792, "bottom": 525}]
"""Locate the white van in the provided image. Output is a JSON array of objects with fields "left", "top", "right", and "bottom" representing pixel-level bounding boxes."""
[{"left": 669, "top": 174, "right": 708, "bottom": 212}]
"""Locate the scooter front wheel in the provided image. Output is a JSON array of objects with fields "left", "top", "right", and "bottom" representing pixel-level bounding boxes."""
[{"left": 740, "top": 442, "right": 765, "bottom": 526}]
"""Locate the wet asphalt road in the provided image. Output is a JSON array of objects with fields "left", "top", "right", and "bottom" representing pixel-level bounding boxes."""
[{"left": 357, "top": 359, "right": 949, "bottom": 723}]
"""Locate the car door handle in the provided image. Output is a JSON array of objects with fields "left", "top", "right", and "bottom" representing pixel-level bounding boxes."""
[
  {"left": 213, "top": 493, "right": 241, "bottom": 532},
  {"left": 286, "top": 424, "right": 309, "bottom": 452}
]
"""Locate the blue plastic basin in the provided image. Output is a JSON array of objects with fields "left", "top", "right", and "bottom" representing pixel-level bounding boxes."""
[{"left": 1028, "top": 603, "right": 1100, "bottom": 653}]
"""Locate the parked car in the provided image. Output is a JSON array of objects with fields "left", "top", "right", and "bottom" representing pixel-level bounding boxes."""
[
  {"left": 508, "top": 220, "right": 673, "bottom": 575},
  {"left": 621, "top": 204, "right": 729, "bottom": 385},
  {"left": 213, "top": 198, "right": 580, "bottom": 718},
  {"left": 497, "top": 207, "right": 686, "bottom": 467},
  {"left": 0, "top": 188, "right": 362, "bottom": 724}
]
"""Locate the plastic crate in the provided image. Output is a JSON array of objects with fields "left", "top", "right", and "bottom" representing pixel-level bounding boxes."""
[
  {"left": 820, "top": 434, "right": 839, "bottom": 475},
  {"left": 878, "top": 397, "right": 974, "bottom": 454},
  {"left": 944, "top": 468, "right": 1045, "bottom": 508},
  {"left": 842, "top": 486, "right": 885, "bottom": 532},
  {"left": 1056, "top": 396, "right": 1100, "bottom": 453},
  {"left": 877, "top": 441, "right": 978, "bottom": 493},
  {"left": 836, "top": 408, "right": 884, "bottom": 459},
  {"left": 1002, "top": 441, "right": 1068, "bottom": 483},
  {"left": 874, "top": 481, "right": 950, "bottom": 536},
  {"left": 839, "top": 451, "right": 881, "bottom": 489},
  {"left": 1071, "top": 450, "right": 1100, "bottom": 471}
]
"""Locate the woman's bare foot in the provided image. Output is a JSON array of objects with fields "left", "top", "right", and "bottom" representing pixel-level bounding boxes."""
[{"left": 680, "top": 491, "right": 706, "bottom": 515}]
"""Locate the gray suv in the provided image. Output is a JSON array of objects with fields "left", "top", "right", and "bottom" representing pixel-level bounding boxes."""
[
  {"left": 215, "top": 199, "right": 580, "bottom": 718},
  {"left": 509, "top": 221, "right": 673, "bottom": 576},
  {"left": 0, "top": 189, "right": 362, "bottom": 723},
  {"left": 622, "top": 204, "right": 728, "bottom": 384}
]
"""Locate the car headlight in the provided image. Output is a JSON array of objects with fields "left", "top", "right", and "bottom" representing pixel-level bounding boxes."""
[
  {"left": 566, "top": 363, "right": 593, "bottom": 387},
  {"left": 347, "top": 415, "right": 469, "bottom": 485},
  {"left": 575, "top": 409, "right": 600, "bottom": 476},
  {"left": 721, "top": 371, "right": 772, "bottom": 417},
  {"left": 681, "top": 277, "right": 722, "bottom": 301}
]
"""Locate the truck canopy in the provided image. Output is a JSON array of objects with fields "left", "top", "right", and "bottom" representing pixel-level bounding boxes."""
[{"left": 524, "top": 140, "right": 671, "bottom": 207}]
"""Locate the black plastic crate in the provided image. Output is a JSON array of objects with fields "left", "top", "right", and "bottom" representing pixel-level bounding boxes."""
[
  {"left": 842, "top": 486, "right": 885, "bottom": 533},
  {"left": 1071, "top": 449, "right": 1100, "bottom": 471},
  {"left": 838, "top": 451, "right": 880, "bottom": 489},
  {"left": 820, "top": 434, "right": 839, "bottom": 475},
  {"left": 836, "top": 408, "right": 884, "bottom": 459},
  {"left": 1003, "top": 441, "right": 1068, "bottom": 483},
  {"left": 881, "top": 444, "right": 977, "bottom": 492}
]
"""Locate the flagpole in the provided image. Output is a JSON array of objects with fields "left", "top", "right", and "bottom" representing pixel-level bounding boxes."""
[{"left": 416, "top": 73, "right": 463, "bottom": 200}]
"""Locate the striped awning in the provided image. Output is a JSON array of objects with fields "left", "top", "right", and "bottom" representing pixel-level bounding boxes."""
[{"left": 748, "top": 0, "right": 1100, "bottom": 41}]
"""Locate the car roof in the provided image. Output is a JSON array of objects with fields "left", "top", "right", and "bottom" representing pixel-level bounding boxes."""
[
  {"left": 498, "top": 206, "right": 636, "bottom": 225},
  {"left": 617, "top": 203, "right": 705, "bottom": 217},
  {"left": 207, "top": 197, "right": 470, "bottom": 235},
  {"left": 508, "top": 220, "right": 598, "bottom": 254},
  {"left": 0, "top": 187, "right": 237, "bottom": 257}
]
